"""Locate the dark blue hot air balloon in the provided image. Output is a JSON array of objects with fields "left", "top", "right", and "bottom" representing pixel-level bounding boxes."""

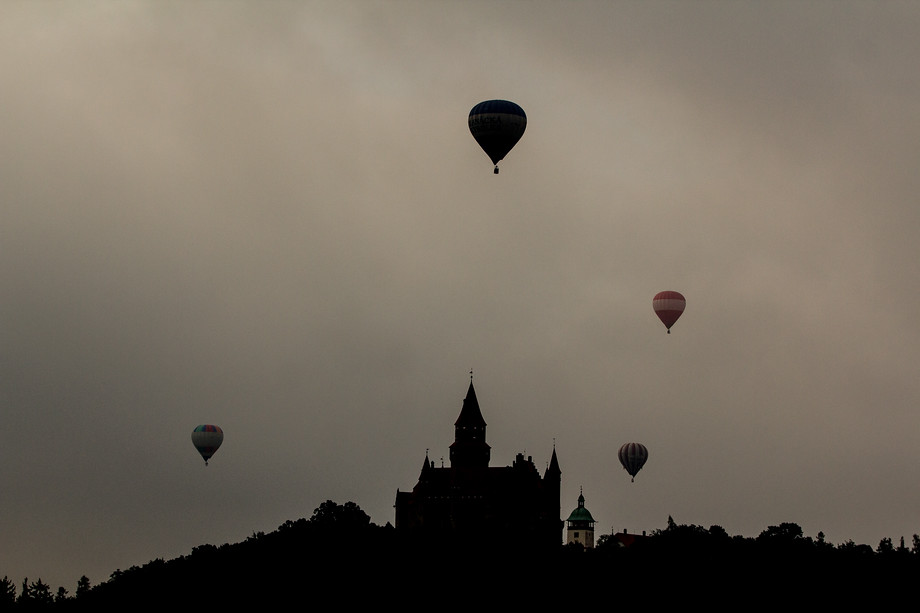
[
  {"left": 192, "top": 425, "right": 223, "bottom": 466},
  {"left": 468, "top": 100, "right": 526, "bottom": 174}
]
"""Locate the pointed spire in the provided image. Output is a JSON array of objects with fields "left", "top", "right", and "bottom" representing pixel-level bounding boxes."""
[
  {"left": 454, "top": 380, "right": 486, "bottom": 428},
  {"left": 546, "top": 445, "right": 561, "bottom": 477},
  {"left": 422, "top": 449, "right": 432, "bottom": 472}
]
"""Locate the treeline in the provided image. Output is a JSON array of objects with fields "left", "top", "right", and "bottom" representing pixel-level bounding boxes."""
[
  {"left": 585, "top": 517, "right": 920, "bottom": 596},
  {"left": 4, "top": 504, "right": 920, "bottom": 608}
]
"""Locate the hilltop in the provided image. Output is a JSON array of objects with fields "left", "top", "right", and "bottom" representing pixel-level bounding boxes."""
[{"left": 5, "top": 502, "right": 919, "bottom": 608}]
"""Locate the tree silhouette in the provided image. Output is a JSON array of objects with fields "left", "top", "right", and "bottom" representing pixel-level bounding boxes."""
[
  {"left": 757, "top": 522, "right": 804, "bottom": 542},
  {"left": 0, "top": 576, "right": 16, "bottom": 607},
  {"left": 309, "top": 500, "right": 371, "bottom": 527},
  {"left": 877, "top": 537, "right": 894, "bottom": 554},
  {"left": 75, "top": 576, "right": 91, "bottom": 600},
  {"left": 18, "top": 578, "right": 54, "bottom": 608}
]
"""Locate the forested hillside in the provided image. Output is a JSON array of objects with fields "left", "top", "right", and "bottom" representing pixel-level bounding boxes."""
[{"left": 5, "top": 502, "right": 919, "bottom": 609}]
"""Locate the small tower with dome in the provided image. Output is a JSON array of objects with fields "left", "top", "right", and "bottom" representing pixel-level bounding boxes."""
[{"left": 565, "top": 488, "right": 595, "bottom": 548}]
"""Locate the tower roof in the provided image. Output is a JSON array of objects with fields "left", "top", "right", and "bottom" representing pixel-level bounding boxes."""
[
  {"left": 565, "top": 492, "right": 595, "bottom": 522},
  {"left": 546, "top": 446, "right": 561, "bottom": 477},
  {"left": 421, "top": 451, "right": 432, "bottom": 473},
  {"left": 454, "top": 381, "right": 486, "bottom": 428}
]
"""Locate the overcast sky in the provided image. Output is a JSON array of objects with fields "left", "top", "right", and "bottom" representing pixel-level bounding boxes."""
[{"left": 3, "top": 0, "right": 920, "bottom": 589}]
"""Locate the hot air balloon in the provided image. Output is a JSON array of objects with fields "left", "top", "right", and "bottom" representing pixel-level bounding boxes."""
[
  {"left": 192, "top": 425, "right": 223, "bottom": 466},
  {"left": 468, "top": 100, "right": 526, "bottom": 174},
  {"left": 618, "top": 442, "right": 648, "bottom": 482},
  {"left": 653, "top": 291, "right": 686, "bottom": 334}
]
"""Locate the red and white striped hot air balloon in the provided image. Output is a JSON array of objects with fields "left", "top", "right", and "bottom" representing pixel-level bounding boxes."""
[
  {"left": 618, "top": 442, "right": 648, "bottom": 482},
  {"left": 652, "top": 291, "right": 685, "bottom": 334}
]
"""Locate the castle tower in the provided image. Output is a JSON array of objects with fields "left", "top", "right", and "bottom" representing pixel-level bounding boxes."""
[
  {"left": 448, "top": 381, "right": 491, "bottom": 468},
  {"left": 565, "top": 489, "right": 595, "bottom": 548}
]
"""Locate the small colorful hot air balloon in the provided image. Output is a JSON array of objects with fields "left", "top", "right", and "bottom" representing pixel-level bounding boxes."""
[
  {"left": 191, "top": 425, "right": 223, "bottom": 466},
  {"left": 468, "top": 100, "right": 527, "bottom": 174},
  {"left": 653, "top": 291, "right": 686, "bottom": 334},
  {"left": 618, "top": 442, "right": 648, "bottom": 482}
]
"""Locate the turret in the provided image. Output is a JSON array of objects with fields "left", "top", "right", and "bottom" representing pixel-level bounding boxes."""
[{"left": 565, "top": 488, "right": 596, "bottom": 548}]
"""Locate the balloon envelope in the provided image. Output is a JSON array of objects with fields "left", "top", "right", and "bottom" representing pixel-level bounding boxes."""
[
  {"left": 618, "top": 442, "right": 648, "bottom": 482},
  {"left": 653, "top": 291, "right": 686, "bottom": 333},
  {"left": 468, "top": 100, "right": 526, "bottom": 173},
  {"left": 192, "top": 425, "right": 223, "bottom": 465}
]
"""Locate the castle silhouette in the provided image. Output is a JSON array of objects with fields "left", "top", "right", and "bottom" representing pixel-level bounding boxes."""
[{"left": 395, "top": 380, "right": 562, "bottom": 550}]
